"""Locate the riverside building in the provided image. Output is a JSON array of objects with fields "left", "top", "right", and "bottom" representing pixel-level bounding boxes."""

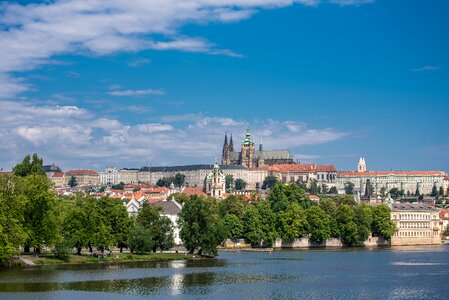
[{"left": 390, "top": 203, "right": 441, "bottom": 246}]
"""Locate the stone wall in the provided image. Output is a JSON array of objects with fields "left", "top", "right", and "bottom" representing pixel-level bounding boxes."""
[{"left": 274, "top": 237, "right": 389, "bottom": 248}]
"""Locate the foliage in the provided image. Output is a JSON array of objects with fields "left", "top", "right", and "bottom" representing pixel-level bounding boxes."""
[
  {"left": 241, "top": 205, "right": 264, "bottom": 247},
  {"left": 329, "top": 186, "right": 338, "bottom": 194},
  {"left": 276, "top": 203, "right": 308, "bottom": 243},
  {"left": 336, "top": 204, "right": 360, "bottom": 246},
  {"left": 372, "top": 205, "right": 395, "bottom": 240},
  {"left": 178, "top": 196, "right": 225, "bottom": 256},
  {"left": 136, "top": 203, "right": 174, "bottom": 252},
  {"left": 156, "top": 177, "right": 177, "bottom": 188},
  {"left": 127, "top": 224, "right": 154, "bottom": 253},
  {"left": 174, "top": 173, "right": 186, "bottom": 187},
  {"left": 305, "top": 206, "right": 331, "bottom": 244},
  {"left": 111, "top": 182, "right": 125, "bottom": 190},
  {"left": 13, "top": 153, "right": 46, "bottom": 177},
  {"left": 220, "top": 214, "right": 243, "bottom": 240},
  {"left": 262, "top": 176, "right": 278, "bottom": 190},
  {"left": 225, "top": 175, "right": 234, "bottom": 191},
  {"left": 430, "top": 184, "right": 438, "bottom": 197},
  {"left": 334, "top": 195, "right": 356, "bottom": 206},
  {"left": 235, "top": 178, "right": 247, "bottom": 191},
  {"left": 218, "top": 195, "right": 245, "bottom": 218},
  {"left": 68, "top": 176, "right": 77, "bottom": 187},
  {"left": 344, "top": 182, "right": 355, "bottom": 195},
  {"left": 321, "top": 184, "right": 328, "bottom": 194},
  {"left": 267, "top": 182, "right": 289, "bottom": 212},
  {"left": 309, "top": 179, "right": 320, "bottom": 195},
  {"left": 389, "top": 188, "right": 404, "bottom": 199}
]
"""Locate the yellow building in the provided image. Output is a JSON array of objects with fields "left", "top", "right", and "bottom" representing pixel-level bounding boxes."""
[
  {"left": 65, "top": 169, "right": 99, "bottom": 186},
  {"left": 390, "top": 203, "right": 441, "bottom": 246}
]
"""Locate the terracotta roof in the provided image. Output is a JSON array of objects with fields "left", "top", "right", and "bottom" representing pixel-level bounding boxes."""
[
  {"left": 339, "top": 171, "right": 445, "bottom": 177},
  {"left": 65, "top": 169, "right": 98, "bottom": 176},
  {"left": 308, "top": 195, "right": 320, "bottom": 200},
  {"left": 440, "top": 209, "right": 449, "bottom": 220},
  {"left": 52, "top": 172, "right": 64, "bottom": 178},
  {"left": 268, "top": 164, "right": 336, "bottom": 173},
  {"left": 182, "top": 186, "right": 206, "bottom": 196}
]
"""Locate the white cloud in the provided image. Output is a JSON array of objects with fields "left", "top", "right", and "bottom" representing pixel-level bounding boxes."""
[
  {"left": 329, "top": 0, "right": 374, "bottom": 5},
  {"left": 128, "top": 58, "right": 151, "bottom": 67},
  {"left": 108, "top": 89, "right": 165, "bottom": 96},
  {"left": 0, "top": 0, "right": 374, "bottom": 98},
  {"left": 0, "top": 100, "right": 347, "bottom": 169},
  {"left": 412, "top": 66, "right": 440, "bottom": 72}
]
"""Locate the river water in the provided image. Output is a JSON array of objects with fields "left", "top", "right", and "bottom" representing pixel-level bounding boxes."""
[{"left": 1, "top": 246, "right": 449, "bottom": 299}]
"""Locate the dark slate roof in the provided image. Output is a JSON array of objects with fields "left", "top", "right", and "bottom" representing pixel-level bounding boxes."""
[
  {"left": 153, "top": 201, "right": 182, "bottom": 215},
  {"left": 391, "top": 203, "right": 438, "bottom": 212},
  {"left": 139, "top": 164, "right": 246, "bottom": 172}
]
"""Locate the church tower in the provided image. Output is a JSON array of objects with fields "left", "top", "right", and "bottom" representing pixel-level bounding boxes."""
[
  {"left": 257, "top": 139, "right": 265, "bottom": 167},
  {"left": 206, "top": 160, "right": 225, "bottom": 199},
  {"left": 240, "top": 128, "right": 255, "bottom": 168},
  {"left": 222, "top": 133, "right": 230, "bottom": 165},
  {"left": 358, "top": 157, "right": 366, "bottom": 172}
]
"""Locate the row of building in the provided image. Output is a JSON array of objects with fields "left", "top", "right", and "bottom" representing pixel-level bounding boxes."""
[{"left": 48, "top": 159, "right": 448, "bottom": 197}]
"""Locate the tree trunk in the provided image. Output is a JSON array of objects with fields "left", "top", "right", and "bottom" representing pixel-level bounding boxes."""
[
  {"left": 120, "top": 246, "right": 123, "bottom": 253},
  {"left": 76, "top": 247, "right": 82, "bottom": 255},
  {"left": 24, "top": 245, "right": 30, "bottom": 254},
  {"left": 198, "top": 248, "right": 203, "bottom": 256},
  {"left": 89, "top": 245, "right": 93, "bottom": 253}
]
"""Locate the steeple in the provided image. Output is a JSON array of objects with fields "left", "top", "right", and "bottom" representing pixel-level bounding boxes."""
[
  {"left": 259, "top": 138, "right": 263, "bottom": 152},
  {"left": 229, "top": 134, "right": 234, "bottom": 152},
  {"left": 223, "top": 132, "right": 228, "bottom": 148},
  {"left": 358, "top": 157, "right": 366, "bottom": 172}
]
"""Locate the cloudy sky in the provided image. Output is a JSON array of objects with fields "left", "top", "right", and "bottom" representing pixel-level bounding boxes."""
[{"left": 0, "top": 0, "right": 448, "bottom": 172}]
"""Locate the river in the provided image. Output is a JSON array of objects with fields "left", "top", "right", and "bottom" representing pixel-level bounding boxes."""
[{"left": 1, "top": 246, "right": 449, "bottom": 299}]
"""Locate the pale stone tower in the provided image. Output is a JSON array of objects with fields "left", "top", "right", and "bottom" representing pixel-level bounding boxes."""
[{"left": 358, "top": 157, "right": 367, "bottom": 172}]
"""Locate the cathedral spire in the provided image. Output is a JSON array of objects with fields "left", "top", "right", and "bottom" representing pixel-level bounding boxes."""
[
  {"left": 223, "top": 132, "right": 228, "bottom": 147},
  {"left": 259, "top": 138, "right": 263, "bottom": 151},
  {"left": 229, "top": 134, "right": 234, "bottom": 152}
]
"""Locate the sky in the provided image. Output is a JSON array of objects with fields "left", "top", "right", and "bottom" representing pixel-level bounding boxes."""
[{"left": 0, "top": 0, "right": 448, "bottom": 172}]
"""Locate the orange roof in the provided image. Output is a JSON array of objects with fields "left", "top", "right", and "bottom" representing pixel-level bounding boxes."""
[
  {"left": 182, "top": 186, "right": 206, "bottom": 196},
  {"left": 65, "top": 169, "right": 98, "bottom": 176},
  {"left": 339, "top": 171, "right": 445, "bottom": 177},
  {"left": 308, "top": 195, "right": 320, "bottom": 200},
  {"left": 268, "top": 164, "right": 336, "bottom": 173},
  {"left": 440, "top": 209, "right": 449, "bottom": 220},
  {"left": 52, "top": 172, "right": 64, "bottom": 178}
]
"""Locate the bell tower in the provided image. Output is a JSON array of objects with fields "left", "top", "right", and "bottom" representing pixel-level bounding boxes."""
[{"left": 358, "top": 157, "right": 366, "bottom": 172}]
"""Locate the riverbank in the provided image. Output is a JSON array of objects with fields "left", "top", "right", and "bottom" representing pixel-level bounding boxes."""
[{"left": 16, "top": 252, "right": 192, "bottom": 266}]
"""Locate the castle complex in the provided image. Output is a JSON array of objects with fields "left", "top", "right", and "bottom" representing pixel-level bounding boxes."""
[{"left": 221, "top": 128, "right": 294, "bottom": 168}]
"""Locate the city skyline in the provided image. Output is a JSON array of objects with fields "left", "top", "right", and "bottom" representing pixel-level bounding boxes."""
[{"left": 1, "top": 0, "right": 448, "bottom": 172}]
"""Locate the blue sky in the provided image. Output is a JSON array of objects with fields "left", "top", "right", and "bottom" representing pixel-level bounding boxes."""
[{"left": 0, "top": 0, "right": 448, "bottom": 172}]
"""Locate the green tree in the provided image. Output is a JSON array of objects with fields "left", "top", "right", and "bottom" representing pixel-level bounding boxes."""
[
  {"left": 430, "top": 184, "right": 438, "bottom": 197},
  {"left": 319, "top": 198, "right": 340, "bottom": 237},
  {"left": 256, "top": 201, "right": 277, "bottom": 247},
  {"left": 225, "top": 175, "right": 234, "bottom": 191},
  {"left": 415, "top": 186, "right": 420, "bottom": 197},
  {"left": 334, "top": 195, "right": 356, "bottom": 206},
  {"left": 439, "top": 186, "right": 444, "bottom": 197},
  {"left": 0, "top": 174, "right": 27, "bottom": 265},
  {"left": 355, "top": 204, "right": 373, "bottom": 243},
  {"left": 111, "top": 182, "right": 125, "bottom": 190},
  {"left": 220, "top": 214, "right": 243, "bottom": 240},
  {"left": 219, "top": 195, "right": 245, "bottom": 218},
  {"left": 372, "top": 205, "right": 395, "bottom": 240},
  {"left": 305, "top": 206, "right": 331, "bottom": 244},
  {"left": 127, "top": 224, "right": 154, "bottom": 253},
  {"left": 336, "top": 204, "right": 360, "bottom": 246},
  {"left": 389, "top": 188, "right": 404, "bottom": 200},
  {"left": 276, "top": 203, "right": 308, "bottom": 243},
  {"left": 174, "top": 173, "right": 186, "bottom": 187},
  {"left": 321, "top": 184, "right": 329, "bottom": 194},
  {"left": 137, "top": 203, "right": 174, "bottom": 252},
  {"left": 68, "top": 176, "right": 77, "bottom": 187},
  {"left": 178, "top": 196, "right": 225, "bottom": 256},
  {"left": 22, "top": 174, "right": 59, "bottom": 255},
  {"left": 380, "top": 187, "right": 387, "bottom": 197},
  {"left": 170, "top": 192, "right": 190, "bottom": 205},
  {"left": 329, "top": 186, "right": 338, "bottom": 194},
  {"left": 267, "top": 182, "right": 289, "bottom": 213},
  {"left": 262, "top": 176, "right": 278, "bottom": 190},
  {"left": 241, "top": 204, "right": 264, "bottom": 247},
  {"left": 345, "top": 182, "right": 355, "bottom": 195},
  {"left": 235, "top": 178, "right": 247, "bottom": 191},
  {"left": 285, "top": 184, "right": 311, "bottom": 210},
  {"left": 309, "top": 179, "right": 320, "bottom": 195},
  {"left": 13, "top": 153, "right": 45, "bottom": 177}
]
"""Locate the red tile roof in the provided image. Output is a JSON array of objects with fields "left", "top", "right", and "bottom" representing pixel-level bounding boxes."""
[
  {"left": 182, "top": 186, "right": 206, "bottom": 196},
  {"left": 440, "top": 209, "right": 449, "bottom": 220},
  {"left": 52, "top": 172, "right": 64, "bottom": 178},
  {"left": 268, "top": 164, "right": 336, "bottom": 173},
  {"left": 339, "top": 171, "right": 445, "bottom": 177},
  {"left": 65, "top": 169, "right": 98, "bottom": 176}
]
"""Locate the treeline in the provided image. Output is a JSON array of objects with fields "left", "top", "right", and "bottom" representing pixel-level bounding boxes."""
[
  {"left": 0, "top": 155, "right": 175, "bottom": 266},
  {"left": 174, "top": 182, "right": 394, "bottom": 256}
]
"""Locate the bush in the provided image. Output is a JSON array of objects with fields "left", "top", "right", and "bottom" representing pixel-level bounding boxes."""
[
  {"left": 53, "top": 238, "right": 72, "bottom": 261},
  {"left": 127, "top": 225, "right": 154, "bottom": 253}
]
